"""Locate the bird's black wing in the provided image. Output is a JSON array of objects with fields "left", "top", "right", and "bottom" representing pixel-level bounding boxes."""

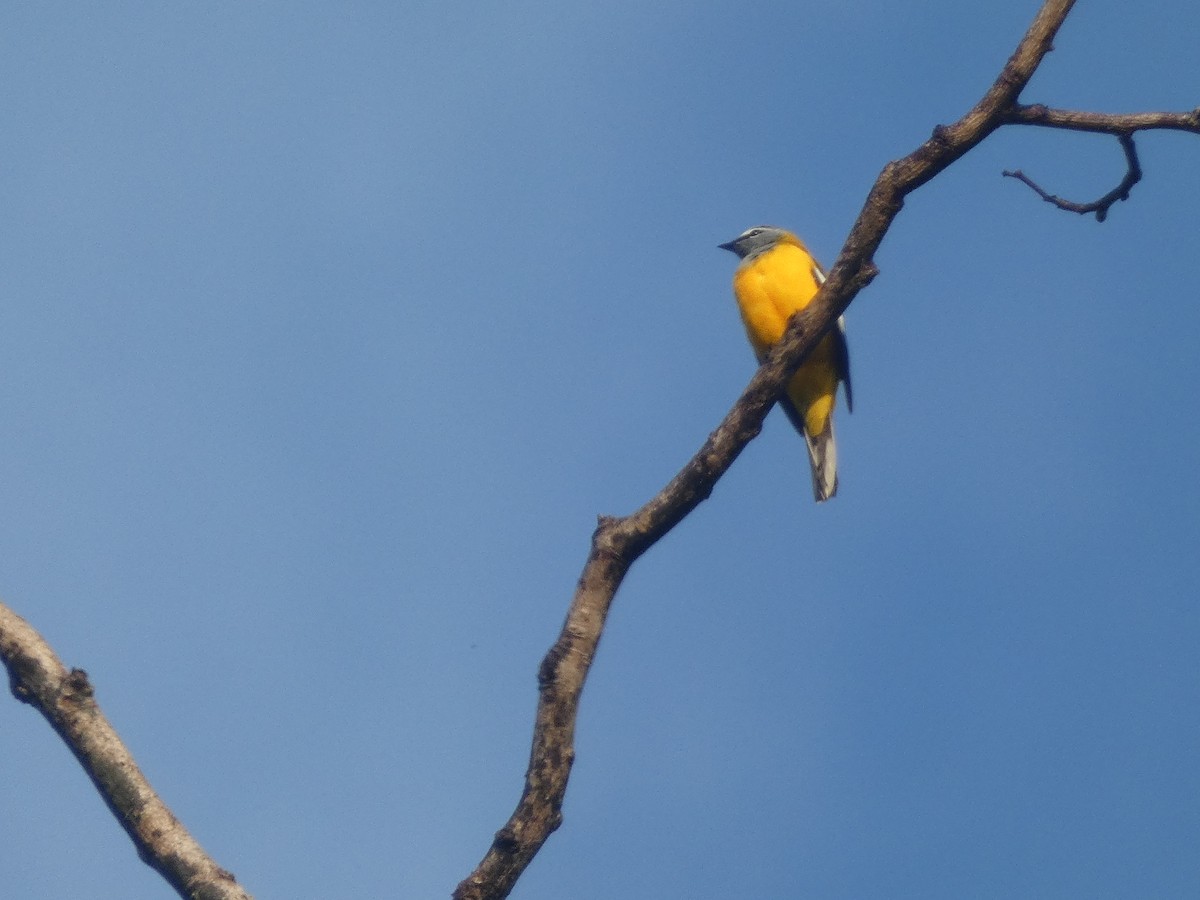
[{"left": 834, "top": 316, "right": 852, "bottom": 413}]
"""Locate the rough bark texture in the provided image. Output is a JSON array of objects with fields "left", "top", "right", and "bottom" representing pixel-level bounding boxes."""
[{"left": 0, "top": 602, "right": 253, "bottom": 900}]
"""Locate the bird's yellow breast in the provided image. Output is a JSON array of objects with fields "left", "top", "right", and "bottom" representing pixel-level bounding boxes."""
[
  {"left": 731, "top": 241, "right": 824, "bottom": 357},
  {"left": 731, "top": 239, "right": 840, "bottom": 438}
]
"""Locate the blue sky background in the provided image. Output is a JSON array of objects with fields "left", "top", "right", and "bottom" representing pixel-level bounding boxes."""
[{"left": 2, "top": 3, "right": 1198, "bottom": 898}]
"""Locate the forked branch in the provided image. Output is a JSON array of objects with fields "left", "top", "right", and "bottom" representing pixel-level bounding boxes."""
[
  {"left": 1001, "top": 101, "right": 1200, "bottom": 221},
  {"left": 454, "top": 1, "right": 1199, "bottom": 898}
]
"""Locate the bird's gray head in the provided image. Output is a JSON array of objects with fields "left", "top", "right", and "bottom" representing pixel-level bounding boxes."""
[{"left": 717, "top": 225, "right": 790, "bottom": 260}]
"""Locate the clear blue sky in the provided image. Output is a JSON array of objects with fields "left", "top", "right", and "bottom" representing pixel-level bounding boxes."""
[{"left": 2, "top": 3, "right": 1198, "bottom": 898}]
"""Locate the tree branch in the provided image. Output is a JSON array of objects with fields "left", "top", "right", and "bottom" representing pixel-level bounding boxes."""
[
  {"left": 1003, "top": 132, "right": 1142, "bottom": 221},
  {"left": 0, "top": 601, "right": 253, "bottom": 900},
  {"left": 1002, "top": 103, "right": 1200, "bottom": 134},
  {"left": 454, "top": 2, "right": 1141, "bottom": 898},
  {"left": 999, "top": 103, "right": 1200, "bottom": 220}
]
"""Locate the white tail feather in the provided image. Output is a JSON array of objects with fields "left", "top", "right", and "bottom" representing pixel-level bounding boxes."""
[{"left": 803, "top": 421, "right": 838, "bottom": 502}]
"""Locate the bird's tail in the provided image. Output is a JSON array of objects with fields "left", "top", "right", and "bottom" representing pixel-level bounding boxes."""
[{"left": 804, "top": 420, "right": 838, "bottom": 502}]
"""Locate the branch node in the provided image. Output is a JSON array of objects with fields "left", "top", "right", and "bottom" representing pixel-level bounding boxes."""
[
  {"left": 537, "top": 643, "right": 565, "bottom": 688},
  {"left": 492, "top": 827, "right": 520, "bottom": 853},
  {"left": 64, "top": 667, "right": 94, "bottom": 701}
]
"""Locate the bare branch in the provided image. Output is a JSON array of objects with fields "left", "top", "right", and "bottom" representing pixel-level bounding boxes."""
[
  {"left": 1003, "top": 103, "right": 1200, "bottom": 134},
  {"left": 1003, "top": 132, "right": 1143, "bottom": 221},
  {"left": 999, "top": 102, "right": 1200, "bottom": 219},
  {"left": 0, "top": 601, "right": 253, "bottom": 900},
  {"left": 454, "top": 3, "right": 1106, "bottom": 899}
]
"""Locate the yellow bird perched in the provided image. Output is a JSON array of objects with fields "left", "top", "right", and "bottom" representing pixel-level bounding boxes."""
[{"left": 719, "top": 226, "right": 852, "bottom": 502}]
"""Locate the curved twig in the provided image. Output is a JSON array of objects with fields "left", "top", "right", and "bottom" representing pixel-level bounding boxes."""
[
  {"left": 1003, "top": 132, "right": 1142, "bottom": 221},
  {"left": 0, "top": 601, "right": 253, "bottom": 900},
  {"left": 999, "top": 106, "right": 1199, "bottom": 219}
]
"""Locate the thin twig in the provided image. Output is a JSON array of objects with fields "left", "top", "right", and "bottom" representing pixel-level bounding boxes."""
[
  {"left": 0, "top": 601, "right": 253, "bottom": 900},
  {"left": 1003, "top": 132, "right": 1142, "bottom": 221}
]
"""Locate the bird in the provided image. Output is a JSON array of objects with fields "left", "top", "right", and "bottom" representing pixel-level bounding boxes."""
[{"left": 718, "top": 226, "right": 852, "bottom": 502}]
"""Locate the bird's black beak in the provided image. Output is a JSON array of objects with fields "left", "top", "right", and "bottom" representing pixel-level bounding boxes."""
[{"left": 717, "top": 240, "right": 737, "bottom": 253}]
